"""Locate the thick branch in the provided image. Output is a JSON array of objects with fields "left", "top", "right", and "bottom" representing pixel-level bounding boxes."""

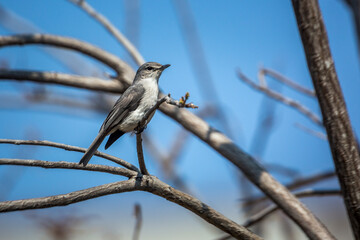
[
  {"left": 0, "top": 70, "right": 127, "bottom": 93},
  {"left": 0, "top": 158, "right": 137, "bottom": 178},
  {"left": 292, "top": 1, "right": 360, "bottom": 238},
  {"left": 0, "top": 34, "right": 135, "bottom": 81},
  {"left": 0, "top": 139, "right": 139, "bottom": 172},
  {"left": 237, "top": 70, "right": 323, "bottom": 127},
  {"left": 159, "top": 98, "right": 334, "bottom": 239},
  {"left": 68, "top": 0, "right": 145, "bottom": 66},
  {"left": 0, "top": 175, "right": 261, "bottom": 240}
]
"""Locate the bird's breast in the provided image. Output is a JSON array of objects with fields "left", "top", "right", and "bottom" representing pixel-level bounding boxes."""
[{"left": 118, "top": 79, "right": 159, "bottom": 132}]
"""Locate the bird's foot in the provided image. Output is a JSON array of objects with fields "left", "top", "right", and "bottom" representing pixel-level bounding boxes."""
[{"left": 135, "top": 121, "right": 147, "bottom": 134}]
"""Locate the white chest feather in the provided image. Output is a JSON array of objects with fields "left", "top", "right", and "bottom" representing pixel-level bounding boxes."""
[{"left": 119, "top": 78, "right": 159, "bottom": 132}]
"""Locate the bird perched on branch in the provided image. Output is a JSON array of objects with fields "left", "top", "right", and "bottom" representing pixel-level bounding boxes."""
[{"left": 79, "top": 62, "right": 170, "bottom": 166}]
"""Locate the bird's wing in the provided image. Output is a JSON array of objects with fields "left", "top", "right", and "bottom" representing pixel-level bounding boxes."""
[{"left": 100, "top": 84, "right": 145, "bottom": 133}]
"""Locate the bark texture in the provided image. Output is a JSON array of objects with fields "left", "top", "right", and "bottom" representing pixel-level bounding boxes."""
[{"left": 292, "top": 0, "right": 360, "bottom": 238}]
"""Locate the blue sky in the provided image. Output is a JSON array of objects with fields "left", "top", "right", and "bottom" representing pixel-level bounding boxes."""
[{"left": 0, "top": 1, "right": 357, "bottom": 239}]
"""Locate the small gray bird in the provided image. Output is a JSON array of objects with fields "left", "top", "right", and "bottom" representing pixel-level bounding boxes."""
[{"left": 79, "top": 62, "right": 170, "bottom": 166}]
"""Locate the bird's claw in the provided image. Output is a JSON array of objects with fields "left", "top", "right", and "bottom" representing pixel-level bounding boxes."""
[{"left": 135, "top": 121, "right": 147, "bottom": 134}]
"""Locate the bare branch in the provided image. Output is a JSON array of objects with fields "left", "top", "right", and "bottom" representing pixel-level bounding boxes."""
[
  {"left": 143, "top": 132, "right": 191, "bottom": 193},
  {"left": 136, "top": 134, "right": 149, "bottom": 175},
  {"left": 0, "top": 175, "right": 261, "bottom": 240},
  {"left": 0, "top": 158, "right": 137, "bottom": 178},
  {"left": 242, "top": 171, "right": 336, "bottom": 208},
  {"left": 237, "top": 69, "right": 323, "bottom": 127},
  {"left": 292, "top": 1, "right": 360, "bottom": 237},
  {"left": 142, "top": 105, "right": 216, "bottom": 192},
  {"left": 0, "top": 34, "right": 135, "bottom": 81},
  {"left": 295, "top": 123, "right": 328, "bottom": 140},
  {"left": 243, "top": 189, "right": 341, "bottom": 228},
  {"left": 262, "top": 68, "right": 316, "bottom": 97},
  {"left": 134, "top": 94, "right": 197, "bottom": 176},
  {"left": 137, "top": 94, "right": 198, "bottom": 133},
  {"left": 0, "top": 139, "right": 139, "bottom": 172},
  {"left": 0, "top": 42, "right": 332, "bottom": 238},
  {"left": 0, "top": 5, "right": 103, "bottom": 76},
  {"left": 0, "top": 70, "right": 127, "bottom": 93},
  {"left": 286, "top": 171, "right": 336, "bottom": 190},
  {"left": 0, "top": 179, "right": 136, "bottom": 212},
  {"left": 68, "top": 0, "right": 145, "bottom": 66},
  {"left": 219, "top": 188, "right": 341, "bottom": 240},
  {"left": 166, "top": 92, "right": 198, "bottom": 109},
  {"left": 159, "top": 101, "right": 334, "bottom": 239}
]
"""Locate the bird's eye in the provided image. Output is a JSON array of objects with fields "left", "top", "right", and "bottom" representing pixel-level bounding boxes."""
[{"left": 146, "top": 66, "right": 152, "bottom": 70}]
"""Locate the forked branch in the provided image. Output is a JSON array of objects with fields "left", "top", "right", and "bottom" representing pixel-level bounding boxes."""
[
  {"left": 68, "top": 0, "right": 145, "bottom": 66},
  {"left": 0, "top": 164, "right": 260, "bottom": 240},
  {"left": 0, "top": 33, "right": 333, "bottom": 239},
  {"left": 237, "top": 69, "right": 323, "bottom": 127}
]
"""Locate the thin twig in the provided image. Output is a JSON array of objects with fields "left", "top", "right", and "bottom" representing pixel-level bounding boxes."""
[
  {"left": 242, "top": 189, "right": 341, "bottom": 228},
  {"left": 0, "top": 139, "right": 139, "bottom": 172},
  {"left": 286, "top": 171, "right": 336, "bottom": 190},
  {"left": 295, "top": 123, "right": 328, "bottom": 140},
  {"left": 0, "top": 174, "right": 261, "bottom": 240},
  {"left": 68, "top": 0, "right": 145, "bottom": 66},
  {"left": 237, "top": 69, "right": 323, "bottom": 127},
  {"left": 165, "top": 93, "right": 198, "bottom": 109},
  {"left": 137, "top": 94, "right": 197, "bottom": 132},
  {"left": 218, "top": 189, "right": 341, "bottom": 240},
  {"left": 262, "top": 68, "right": 316, "bottom": 97},
  {"left": 242, "top": 171, "right": 336, "bottom": 208},
  {"left": 0, "top": 158, "right": 137, "bottom": 178}
]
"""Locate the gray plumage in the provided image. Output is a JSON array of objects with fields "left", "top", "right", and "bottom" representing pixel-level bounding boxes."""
[{"left": 79, "top": 62, "right": 170, "bottom": 166}]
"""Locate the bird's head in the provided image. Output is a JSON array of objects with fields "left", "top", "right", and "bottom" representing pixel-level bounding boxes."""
[{"left": 135, "top": 62, "right": 170, "bottom": 82}]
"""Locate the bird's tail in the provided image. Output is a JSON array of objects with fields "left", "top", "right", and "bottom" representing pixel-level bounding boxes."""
[{"left": 79, "top": 132, "right": 106, "bottom": 166}]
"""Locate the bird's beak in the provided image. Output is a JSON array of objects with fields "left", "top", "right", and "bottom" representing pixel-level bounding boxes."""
[{"left": 161, "top": 64, "right": 171, "bottom": 70}]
